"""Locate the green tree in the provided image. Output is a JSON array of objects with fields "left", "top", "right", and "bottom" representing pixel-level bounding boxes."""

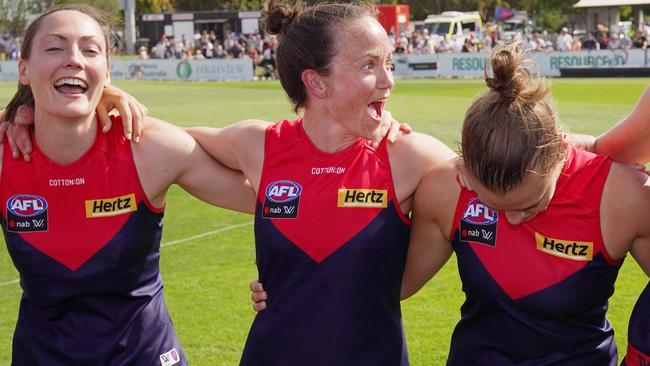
[
  {"left": 516, "top": 0, "right": 580, "bottom": 31},
  {"left": 0, "top": 0, "right": 121, "bottom": 36},
  {"left": 0, "top": 0, "right": 31, "bottom": 34},
  {"left": 137, "top": 0, "right": 174, "bottom": 13}
]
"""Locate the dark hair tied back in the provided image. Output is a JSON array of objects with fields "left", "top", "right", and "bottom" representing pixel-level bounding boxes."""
[{"left": 264, "top": 0, "right": 302, "bottom": 35}]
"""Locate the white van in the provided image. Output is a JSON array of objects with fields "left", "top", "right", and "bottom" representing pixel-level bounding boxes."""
[
  {"left": 500, "top": 11, "right": 534, "bottom": 40},
  {"left": 423, "top": 11, "right": 484, "bottom": 44}
]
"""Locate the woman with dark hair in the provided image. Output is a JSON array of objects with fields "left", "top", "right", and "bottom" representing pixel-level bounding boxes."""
[
  {"left": 402, "top": 43, "right": 650, "bottom": 365},
  {"left": 8, "top": 1, "right": 450, "bottom": 364},
  {"left": 2, "top": 4, "right": 255, "bottom": 364},
  {"left": 182, "top": 1, "right": 455, "bottom": 365}
]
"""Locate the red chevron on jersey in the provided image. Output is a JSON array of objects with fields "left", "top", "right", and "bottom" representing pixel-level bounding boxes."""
[
  {"left": 258, "top": 119, "right": 406, "bottom": 263},
  {"left": 1, "top": 125, "right": 154, "bottom": 271},
  {"left": 453, "top": 147, "right": 616, "bottom": 300}
]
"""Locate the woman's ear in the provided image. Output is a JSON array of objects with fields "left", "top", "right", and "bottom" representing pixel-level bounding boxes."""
[
  {"left": 455, "top": 157, "right": 475, "bottom": 192},
  {"left": 18, "top": 59, "right": 30, "bottom": 86},
  {"left": 105, "top": 62, "right": 111, "bottom": 86},
  {"left": 301, "top": 69, "right": 328, "bottom": 100}
]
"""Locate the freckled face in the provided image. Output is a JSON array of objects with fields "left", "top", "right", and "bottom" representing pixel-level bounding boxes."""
[{"left": 322, "top": 16, "right": 395, "bottom": 141}]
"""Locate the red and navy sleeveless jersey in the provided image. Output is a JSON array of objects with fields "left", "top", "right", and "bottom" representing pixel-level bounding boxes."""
[
  {"left": 241, "top": 119, "right": 410, "bottom": 366},
  {"left": 449, "top": 146, "right": 621, "bottom": 365},
  {"left": 622, "top": 282, "right": 650, "bottom": 366},
  {"left": 1, "top": 117, "right": 185, "bottom": 366}
]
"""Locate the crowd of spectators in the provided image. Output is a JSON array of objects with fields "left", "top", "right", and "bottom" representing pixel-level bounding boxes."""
[
  {"left": 2, "top": 20, "right": 648, "bottom": 63},
  {"left": 388, "top": 22, "right": 648, "bottom": 55},
  {"left": 145, "top": 30, "right": 278, "bottom": 78},
  {"left": 0, "top": 31, "right": 20, "bottom": 60}
]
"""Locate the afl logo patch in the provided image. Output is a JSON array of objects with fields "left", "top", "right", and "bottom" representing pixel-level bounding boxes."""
[
  {"left": 6, "top": 194, "right": 48, "bottom": 232},
  {"left": 263, "top": 180, "right": 302, "bottom": 219},
  {"left": 460, "top": 197, "right": 497, "bottom": 247}
]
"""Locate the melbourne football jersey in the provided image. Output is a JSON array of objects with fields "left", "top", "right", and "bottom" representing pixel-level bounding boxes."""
[
  {"left": 1, "top": 117, "right": 185, "bottom": 366},
  {"left": 449, "top": 146, "right": 621, "bottom": 365},
  {"left": 241, "top": 118, "right": 410, "bottom": 365},
  {"left": 622, "top": 282, "right": 650, "bottom": 366}
]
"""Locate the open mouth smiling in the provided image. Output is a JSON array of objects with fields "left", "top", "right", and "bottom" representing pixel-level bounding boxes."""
[{"left": 53, "top": 77, "right": 88, "bottom": 94}]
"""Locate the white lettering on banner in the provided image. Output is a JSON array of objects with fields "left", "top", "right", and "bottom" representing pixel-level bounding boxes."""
[
  {"left": 194, "top": 63, "right": 247, "bottom": 77},
  {"left": 106, "top": 59, "right": 253, "bottom": 81},
  {"left": 548, "top": 52, "right": 626, "bottom": 70},
  {"left": 431, "top": 49, "right": 648, "bottom": 78}
]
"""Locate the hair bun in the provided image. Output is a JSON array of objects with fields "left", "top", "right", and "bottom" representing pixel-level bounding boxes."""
[
  {"left": 264, "top": 0, "right": 301, "bottom": 35},
  {"left": 486, "top": 43, "right": 527, "bottom": 100}
]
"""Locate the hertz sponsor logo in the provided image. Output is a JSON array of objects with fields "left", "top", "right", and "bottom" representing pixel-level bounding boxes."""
[
  {"left": 85, "top": 194, "right": 137, "bottom": 218},
  {"left": 535, "top": 232, "right": 593, "bottom": 261},
  {"left": 337, "top": 189, "right": 387, "bottom": 208}
]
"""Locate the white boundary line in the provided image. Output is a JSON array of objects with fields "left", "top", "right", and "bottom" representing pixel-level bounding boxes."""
[
  {"left": 161, "top": 222, "right": 252, "bottom": 248},
  {"left": 0, "top": 221, "right": 253, "bottom": 288}
]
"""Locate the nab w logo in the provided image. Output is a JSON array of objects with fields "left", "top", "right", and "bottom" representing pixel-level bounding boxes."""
[
  {"left": 6, "top": 194, "right": 49, "bottom": 233},
  {"left": 460, "top": 197, "right": 498, "bottom": 247},
  {"left": 263, "top": 180, "right": 302, "bottom": 219}
]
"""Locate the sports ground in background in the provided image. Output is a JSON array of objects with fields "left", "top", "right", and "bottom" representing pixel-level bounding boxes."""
[{"left": 0, "top": 78, "right": 647, "bottom": 365}]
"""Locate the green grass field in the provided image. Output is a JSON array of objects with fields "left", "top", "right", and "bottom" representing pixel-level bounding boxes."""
[{"left": 0, "top": 78, "right": 647, "bottom": 365}]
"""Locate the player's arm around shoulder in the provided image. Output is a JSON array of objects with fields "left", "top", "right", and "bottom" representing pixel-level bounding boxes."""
[
  {"left": 185, "top": 119, "right": 269, "bottom": 189},
  {"left": 601, "top": 162, "right": 650, "bottom": 276},
  {"left": 596, "top": 84, "right": 650, "bottom": 164},
  {"left": 400, "top": 151, "right": 459, "bottom": 300},
  {"left": 387, "top": 131, "right": 457, "bottom": 213},
  {"left": 131, "top": 117, "right": 255, "bottom": 214}
]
